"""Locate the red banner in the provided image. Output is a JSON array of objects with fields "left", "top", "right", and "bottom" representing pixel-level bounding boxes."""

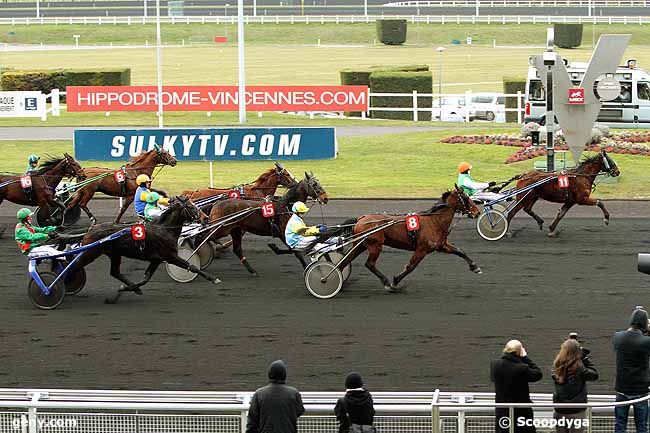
[{"left": 66, "top": 85, "right": 369, "bottom": 112}]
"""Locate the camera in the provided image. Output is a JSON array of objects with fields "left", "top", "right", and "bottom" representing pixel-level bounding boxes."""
[{"left": 638, "top": 254, "right": 650, "bottom": 275}]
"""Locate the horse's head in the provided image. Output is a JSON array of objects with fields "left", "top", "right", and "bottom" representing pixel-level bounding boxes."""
[
  {"left": 274, "top": 162, "right": 298, "bottom": 188},
  {"left": 601, "top": 150, "right": 620, "bottom": 177},
  {"left": 166, "top": 195, "right": 200, "bottom": 224},
  {"left": 452, "top": 185, "right": 480, "bottom": 218},
  {"left": 153, "top": 147, "right": 178, "bottom": 167},
  {"left": 305, "top": 171, "right": 328, "bottom": 204},
  {"left": 62, "top": 153, "right": 86, "bottom": 181}
]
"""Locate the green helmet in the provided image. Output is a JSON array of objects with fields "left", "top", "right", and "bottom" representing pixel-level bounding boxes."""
[
  {"left": 28, "top": 154, "right": 39, "bottom": 164},
  {"left": 17, "top": 208, "right": 33, "bottom": 220},
  {"left": 146, "top": 192, "right": 161, "bottom": 203}
]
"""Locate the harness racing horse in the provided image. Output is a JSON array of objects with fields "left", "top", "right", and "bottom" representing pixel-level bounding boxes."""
[
  {"left": 206, "top": 172, "right": 329, "bottom": 276},
  {"left": 338, "top": 187, "right": 481, "bottom": 291},
  {"left": 181, "top": 163, "right": 298, "bottom": 207},
  {"left": 66, "top": 196, "right": 221, "bottom": 304},
  {"left": 506, "top": 150, "right": 620, "bottom": 237},
  {"left": 0, "top": 154, "right": 85, "bottom": 224},
  {"left": 66, "top": 148, "right": 178, "bottom": 224}
]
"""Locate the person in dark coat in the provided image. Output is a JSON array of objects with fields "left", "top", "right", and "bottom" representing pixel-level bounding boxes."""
[
  {"left": 552, "top": 338, "right": 599, "bottom": 433},
  {"left": 491, "top": 340, "right": 543, "bottom": 433},
  {"left": 334, "top": 372, "right": 376, "bottom": 433},
  {"left": 246, "top": 360, "right": 305, "bottom": 433},
  {"left": 613, "top": 307, "right": 650, "bottom": 433}
]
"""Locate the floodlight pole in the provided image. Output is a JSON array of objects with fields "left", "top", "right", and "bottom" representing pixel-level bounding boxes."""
[
  {"left": 544, "top": 28, "right": 555, "bottom": 172},
  {"left": 237, "top": 0, "right": 246, "bottom": 123},
  {"left": 437, "top": 47, "right": 445, "bottom": 108},
  {"left": 156, "top": 0, "right": 164, "bottom": 128}
]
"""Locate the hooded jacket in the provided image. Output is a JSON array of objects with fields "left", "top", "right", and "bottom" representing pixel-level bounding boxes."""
[
  {"left": 334, "top": 389, "right": 375, "bottom": 433},
  {"left": 246, "top": 361, "right": 305, "bottom": 433},
  {"left": 614, "top": 310, "right": 650, "bottom": 395}
]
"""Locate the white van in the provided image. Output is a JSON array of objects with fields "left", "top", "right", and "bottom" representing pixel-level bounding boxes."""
[
  {"left": 468, "top": 93, "right": 506, "bottom": 122},
  {"left": 524, "top": 58, "right": 650, "bottom": 126},
  {"left": 432, "top": 96, "right": 468, "bottom": 122}
]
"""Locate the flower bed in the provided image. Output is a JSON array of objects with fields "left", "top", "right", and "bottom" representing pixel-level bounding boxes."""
[{"left": 441, "top": 132, "right": 650, "bottom": 164}]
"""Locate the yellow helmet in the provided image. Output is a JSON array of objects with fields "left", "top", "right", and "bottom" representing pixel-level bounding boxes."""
[
  {"left": 291, "top": 201, "right": 309, "bottom": 213},
  {"left": 458, "top": 162, "right": 472, "bottom": 173},
  {"left": 136, "top": 174, "right": 151, "bottom": 185}
]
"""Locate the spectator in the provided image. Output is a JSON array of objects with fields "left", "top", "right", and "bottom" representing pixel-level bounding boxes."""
[
  {"left": 334, "top": 372, "right": 376, "bottom": 433},
  {"left": 552, "top": 338, "right": 598, "bottom": 433},
  {"left": 613, "top": 307, "right": 650, "bottom": 433},
  {"left": 246, "top": 360, "right": 305, "bottom": 433},
  {"left": 491, "top": 340, "right": 543, "bottom": 433}
]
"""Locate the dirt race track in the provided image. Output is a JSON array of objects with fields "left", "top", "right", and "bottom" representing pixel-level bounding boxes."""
[{"left": 1, "top": 199, "right": 649, "bottom": 394}]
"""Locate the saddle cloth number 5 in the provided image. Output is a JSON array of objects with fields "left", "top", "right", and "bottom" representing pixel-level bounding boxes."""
[
  {"left": 262, "top": 202, "right": 275, "bottom": 218},
  {"left": 131, "top": 224, "right": 146, "bottom": 241},
  {"left": 406, "top": 214, "right": 420, "bottom": 231},
  {"left": 20, "top": 176, "right": 32, "bottom": 189},
  {"left": 558, "top": 175, "right": 569, "bottom": 188}
]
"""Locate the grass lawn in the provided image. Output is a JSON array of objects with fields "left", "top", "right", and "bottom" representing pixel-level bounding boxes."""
[{"left": 3, "top": 128, "right": 648, "bottom": 199}]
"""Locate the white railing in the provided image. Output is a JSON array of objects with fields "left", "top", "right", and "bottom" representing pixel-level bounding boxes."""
[
  {"left": 0, "top": 15, "right": 649, "bottom": 26},
  {"left": 384, "top": 0, "right": 647, "bottom": 7},
  {"left": 0, "top": 388, "right": 643, "bottom": 433}
]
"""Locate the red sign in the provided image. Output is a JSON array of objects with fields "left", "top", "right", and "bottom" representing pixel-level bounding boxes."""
[
  {"left": 113, "top": 170, "right": 126, "bottom": 183},
  {"left": 261, "top": 202, "right": 275, "bottom": 218},
  {"left": 406, "top": 214, "right": 420, "bottom": 231},
  {"left": 131, "top": 224, "right": 146, "bottom": 241},
  {"left": 568, "top": 88, "right": 585, "bottom": 104},
  {"left": 66, "top": 85, "right": 369, "bottom": 112},
  {"left": 20, "top": 176, "right": 32, "bottom": 188},
  {"left": 558, "top": 175, "right": 569, "bottom": 188},
  {"left": 214, "top": 36, "right": 228, "bottom": 43},
  {"left": 228, "top": 190, "right": 241, "bottom": 199}
]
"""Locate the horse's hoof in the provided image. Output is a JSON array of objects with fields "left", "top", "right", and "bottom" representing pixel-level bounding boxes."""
[
  {"left": 119, "top": 284, "right": 127, "bottom": 291},
  {"left": 384, "top": 284, "right": 400, "bottom": 293},
  {"left": 505, "top": 232, "right": 514, "bottom": 238},
  {"left": 472, "top": 266, "right": 483, "bottom": 274},
  {"left": 214, "top": 278, "right": 222, "bottom": 284},
  {"left": 538, "top": 223, "right": 544, "bottom": 230},
  {"left": 604, "top": 219, "right": 610, "bottom": 226},
  {"left": 133, "top": 288, "right": 143, "bottom": 296},
  {"left": 547, "top": 231, "right": 559, "bottom": 238},
  {"left": 251, "top": 273, "right": 259, "bottom": 278}
]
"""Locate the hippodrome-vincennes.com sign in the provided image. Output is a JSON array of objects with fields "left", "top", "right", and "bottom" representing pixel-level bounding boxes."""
[
  {"left": 66, "top": 86, "right": 368, "bottom": 112},
  {"left": 73, "top": 127, "right": 337, "bottom": 161}
]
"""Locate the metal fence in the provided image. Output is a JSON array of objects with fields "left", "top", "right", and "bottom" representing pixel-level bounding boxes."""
[
  {"left": 0, "top": 388, "right": 645, "bottom": 433},
  {"left": 1, "top": 14, "right": 650, "bottom": 25}
]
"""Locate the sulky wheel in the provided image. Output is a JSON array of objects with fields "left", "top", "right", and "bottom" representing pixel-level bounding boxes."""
[
  {"left": 28, "top": 271, "right": 66, "bottom": 310},
  {"left": 477, "top": 209, "right": 508, "bottom": 241},
  {"left": 304, "top": 261, "right": 343, "bottom": 299},
  {"left": 317, "top": 251, "right": 351, "bottom": 284},
  {"left": 165, "top": 244, "right": 200, "bottom": 283},
  {"left": 33, "top": 206, "right": 63, "bottom": 228},
  {"left": 64, "top": 267, "right": 87, "bottom": 296},
  {"left": 197, "top": 242, "right": 215, "bottom": 270}
]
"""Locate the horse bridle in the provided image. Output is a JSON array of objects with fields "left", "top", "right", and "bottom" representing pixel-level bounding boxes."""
[
  {"left": 455, "top": 189, "right": 475, "bottom": 216},
  {"left": 602, "top": 152, "right": 617, "bottom": 175},
  {"left": 306, "top": 176, "right": 325, "bottom": 203}
]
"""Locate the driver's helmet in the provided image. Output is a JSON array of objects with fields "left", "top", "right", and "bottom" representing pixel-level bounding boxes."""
[
  {"left": 17, "top": 207, "right": 34, "bottom": 221},
  {"left": 458, "top": 162, "right": 472, "bottom": 173},
  {"left": 136, "top": 174, "right": 151, "bottom": 186},
  {"left": 146, "top": 192, "right": 161, "bottom": 203},
  {"left": 28, "top": 154, "right": 40, "bottom": 164},
  {"left": 291, "top": 201, "right": 309, "bottom": 214}
]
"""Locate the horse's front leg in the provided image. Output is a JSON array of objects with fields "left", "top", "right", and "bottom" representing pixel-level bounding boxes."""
[
  {"left": 106, "top": 254, "right": 137, "bottom": 304},
  {"left": 393, "top": 247, "right": 428, "bottom": 287},
  {"left": 126, "top": 261, "right": 162, "bottom": 293},
  {"left": 582, "top": 197, "right": 610, "bottom": 225},
  {"left": 440, "top": 241, "right": 482, "bottom": 274},
  {"left": 548, "top": 202, "right": 575, "bottom": 237}
]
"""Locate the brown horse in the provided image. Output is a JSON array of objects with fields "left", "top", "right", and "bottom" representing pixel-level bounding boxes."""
[
  {"left": 181, "top": 163, "right": 297, "bottom": 204},
  {"left": 206, "top": 172, "right": 329, "bottom": 276},
  {"left": 506, "top": 150, "right": 620, "bottom": 237},
  {"left": 67, "top": 148, "right": 178, "bottom": 224},
  {"left": 0, "top": 154, "right": 85, "bottom": 223},
  {"left": 338, "top": 187, "right": 481, "bottom": 291}
]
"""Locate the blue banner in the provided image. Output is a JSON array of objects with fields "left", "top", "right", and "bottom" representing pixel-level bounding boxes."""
[{"left": 74, "top": 127, "right": 337, "bottom": 161}]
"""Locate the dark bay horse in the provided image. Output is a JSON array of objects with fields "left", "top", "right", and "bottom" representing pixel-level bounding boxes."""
[
  {"left": 206, "top": 172, "right": 329, "bottom": 276},
  {"left": 0, "top": 154, "right": 84, "bottom": 223},
  {"left": 66, "top": 148, "right": 178, "bottom": 224},
  {"left": 339, "top": 187, "right": 481, "bottom": 291},
  {"left": 181, "top": 163, "right": 297, "bottom": 204},
  {"left": 67, "top": 196, "right": 221, "bottom": 304},
  {"left": 506, "top": 150, "right": 620, "bottom": 237}
]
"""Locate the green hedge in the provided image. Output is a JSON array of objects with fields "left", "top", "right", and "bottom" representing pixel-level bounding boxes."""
[
  {"left": 340, "top": 65, "right": 429, "bottom": 116},
  {"left": 554, "top": 23, "right": 583, "bottom": 48},
  {"left": 0, "top": 68, "right": 131, "bottom": 101},
  {"left": 376, "top": 19, "right": 407, "bottom": 45},
  {"left": 370, "top": 71, "right": 432, "bottom": 121},
  {"left": 503, "top": 76, "right": 527, "bottom": 123}
]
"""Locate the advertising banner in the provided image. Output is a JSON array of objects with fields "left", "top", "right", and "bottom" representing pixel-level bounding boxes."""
[
  {"left": 67, "top": 86, "right": 368, "bottom": 112},
  {"left": 74, "top": 127, "right": 337, "bottom": 161},
  {"left": 0, "top": 91, "right": 44, "bottom": 118}
]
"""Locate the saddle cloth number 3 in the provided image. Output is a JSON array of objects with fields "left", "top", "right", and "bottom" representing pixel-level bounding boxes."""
[
  {"left": 262, "top": 202, "right": 275, "bottom": 218},
  {"left": 406, "top": 215, "right": 420, "bottom": 231},
  {"left": 131, "top": 224, "right": 146, "bottom": 241},
  {"left": 20, "top": 176, "right": 32, "bottom": 188},
  {"left": 558, "top": 175, "right": 569, "bottom": 188}
]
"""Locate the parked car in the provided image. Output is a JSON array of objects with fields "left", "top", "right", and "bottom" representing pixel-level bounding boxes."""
[
  {"left": 432, "top": 97, "right": 468, "bottom": 122},
  {"left": 469, "top": 93, "right": 506, "bottom": 122}
]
